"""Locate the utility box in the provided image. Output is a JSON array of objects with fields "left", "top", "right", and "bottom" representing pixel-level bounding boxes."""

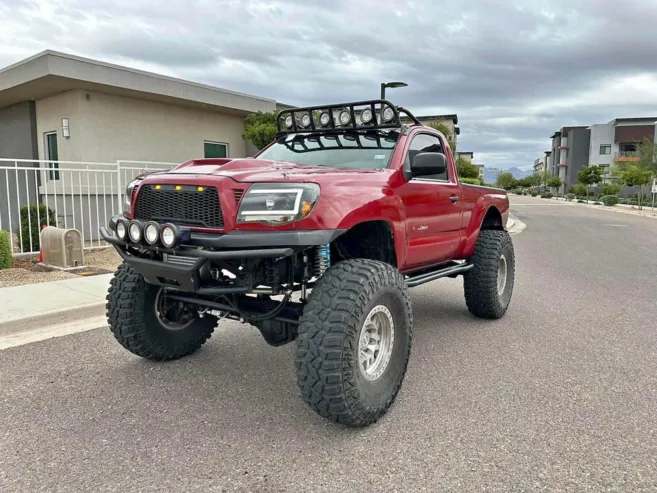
[{"left": 41, "top": 226, "right": 84, "bottom": 268}]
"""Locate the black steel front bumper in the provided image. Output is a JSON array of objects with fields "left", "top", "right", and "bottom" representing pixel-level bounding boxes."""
[{"left": 100, "top": 217, "right": 345, "bottom": 293}]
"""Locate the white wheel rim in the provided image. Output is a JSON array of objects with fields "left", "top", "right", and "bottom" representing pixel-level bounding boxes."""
[
  {"left": 358, "top": 305, "right": 395, "bottom": 381},
  {"left": 497, "top": 254, "right": 508, "bottom": 296}
]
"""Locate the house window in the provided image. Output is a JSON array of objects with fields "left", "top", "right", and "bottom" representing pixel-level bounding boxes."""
[
  {"left": 599, "top": 144, "right": 611, "bottom": 155},
  {"left": 45, "top": 132, "right": 59, "bottom": 180},
  {"left": 204, "top": 141, "right": 228, "bottom": 158}
]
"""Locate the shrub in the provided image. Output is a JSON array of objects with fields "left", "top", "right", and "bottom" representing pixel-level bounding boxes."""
[
  {"left": 461, "top": 177, "right": 482, "bottom": 186},
  {"left": 566, "top": 193, "right": 575, "bottom": 201},
  {"left": 19, "top": 204, "right": 57, "bottom": 252},
  {"left": 600, "top": 195, "right": 619, "bottom": 206},
  {"left": 568, "top": 184, "right": 587, "bottom": 196},
  {"left": 618, "top": 198, "right": 628, "bottom": 204},
  {"left": 601, "top": 184, "right": 621, "bottom": 196},
  {"left": 577, "top": 199, "right": 586, "bottom": 203},
  {"left": 0, "top": 230, "right": 11, "bottom": 269},
  {"left": 593, "top": 201, "right": 603, "bottom": 205},
  {"left": 540, "top": 192, "right": 553, "bottom": 198},
  {"left": 530, "top": 192, "right": 538, "bottom": 197}
]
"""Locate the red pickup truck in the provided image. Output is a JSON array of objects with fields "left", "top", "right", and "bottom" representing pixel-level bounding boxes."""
[{"left": 100, "top": 99, "right": 514, "bottom": 427}]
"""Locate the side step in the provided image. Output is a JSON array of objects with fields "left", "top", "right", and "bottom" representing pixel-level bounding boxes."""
[{"left": 405, "top": 261, "right": 473, "bottom": 288}]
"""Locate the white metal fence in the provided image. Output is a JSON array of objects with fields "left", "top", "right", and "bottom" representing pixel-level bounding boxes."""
[{"left": 0, "top": 158, "right": 177, "bottom": 255}]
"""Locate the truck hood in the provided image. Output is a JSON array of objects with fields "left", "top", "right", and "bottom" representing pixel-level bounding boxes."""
[{"left": 159, "top": 157, "right": 384, "bottom": 183}]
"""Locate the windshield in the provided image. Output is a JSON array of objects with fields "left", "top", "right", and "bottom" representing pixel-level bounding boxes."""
[{"left": 256, "top": 130, "right": 400, "bottom": 169}]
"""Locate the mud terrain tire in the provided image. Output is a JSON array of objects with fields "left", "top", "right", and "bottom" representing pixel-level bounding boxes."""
[
  {"left": 107, "top": 263, "right": 216, "bottom": 361},
  {"left": 464, "top": 230, "right": 515, "bottom": 319},
  {"left": 295, "top": 259, "right": 412, "bottom": 427}
]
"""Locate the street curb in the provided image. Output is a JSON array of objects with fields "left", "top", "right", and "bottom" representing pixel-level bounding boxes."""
[{"left": 0, "top": 301, "right": 106, "bottom": 337}]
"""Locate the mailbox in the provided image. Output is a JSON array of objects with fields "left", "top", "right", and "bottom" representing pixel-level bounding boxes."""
[{"left": 40, "top": 226, "right": 84, "bottom": 268}]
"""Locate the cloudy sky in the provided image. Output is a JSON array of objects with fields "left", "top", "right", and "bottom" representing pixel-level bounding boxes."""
[{"left": 2, "top": 0, "right": 657, "bottom": 169}]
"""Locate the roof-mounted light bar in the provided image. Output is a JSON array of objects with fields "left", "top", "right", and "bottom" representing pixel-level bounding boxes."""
[{"left": 276, "top": 99, "right": 421, "bottom": 136}]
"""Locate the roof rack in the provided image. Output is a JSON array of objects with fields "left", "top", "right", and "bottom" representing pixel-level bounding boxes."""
[{"left": 276, "top": 99, "right": 423, "bottom": 136}]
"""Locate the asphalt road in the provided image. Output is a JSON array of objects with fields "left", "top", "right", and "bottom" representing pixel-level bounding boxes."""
[{"left": 2, "top": 196, "right": 657, "bottom": 492}]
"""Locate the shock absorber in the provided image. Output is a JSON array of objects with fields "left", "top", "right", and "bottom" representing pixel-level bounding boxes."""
[{"left": 315, "top": 244, "right": 331, "bottom": 277}]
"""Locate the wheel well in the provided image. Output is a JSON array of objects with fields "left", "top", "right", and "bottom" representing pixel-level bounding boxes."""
[
  {"left": 331, "top": 221, "right": 397, "bottom": 267},
  {"left": 481, "top": 207, "right": 504, "bottom": 231}
]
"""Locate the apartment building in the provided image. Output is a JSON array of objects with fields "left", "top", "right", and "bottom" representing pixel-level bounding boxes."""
[{"left": 549, "top": 126, "right": 590, "bottom": 193}]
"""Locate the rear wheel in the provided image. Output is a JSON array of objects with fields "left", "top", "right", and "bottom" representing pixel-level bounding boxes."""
[
  {"left": 106, "top": 263, "right": 216, "bottom": 361},
  {"left": 463, "top": 230, "right": 515, "bottom": 319},
  {"left": 295, "top": 259, "right": 413, "bottom": 427}
]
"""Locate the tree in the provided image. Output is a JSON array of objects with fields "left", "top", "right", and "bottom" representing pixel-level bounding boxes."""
[
  {"left": 577, "top": 165, "right": 604, "bottom": 200},
  {"left": 455, "top": 156, "right": 480, "bottom": 179},
  {"left": 530, "top": 173, "right": 543, "bottom": 187},
  {"left": 621, "top": 165, "right": 653, "bottom": 210},
  {"left": 496, "top": 171, "right": 517, "bottom": 190},
  {"left": 635, "top": 137, "right": 657, "bottom": 176},
  {"left": 242, "top": 111, "right": 278, "bottom": 150},
  {"left": 514, "top": 176, "right": 531, "bottom": 188},
  {"left": 426, "top": 121, "right": 457, "bottom": 153},
  {"left": 601, "top": 183, "right": 621, "bottom": 196},
  {"left": 547, "top": 176, "right": 562, "bottom": 190}
]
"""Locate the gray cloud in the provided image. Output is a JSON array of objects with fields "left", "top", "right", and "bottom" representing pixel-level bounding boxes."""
[{"left": 2, "top": 0, "right": 657, "bottom": 169}]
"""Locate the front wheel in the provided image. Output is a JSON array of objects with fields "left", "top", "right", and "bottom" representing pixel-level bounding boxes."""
[
  {"left": 106, "top": 263, "right": 216, "bottom": 361},
  {"left": 295, "top": 259, "right": 413, "bottom": 427},
  {"left": 463, "top": 230, "right": 515, "bottom": 319}
]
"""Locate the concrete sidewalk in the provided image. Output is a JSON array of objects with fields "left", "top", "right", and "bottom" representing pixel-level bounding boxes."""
[{"left": 0, "top": 274, "right": 111, "bottom": 347}]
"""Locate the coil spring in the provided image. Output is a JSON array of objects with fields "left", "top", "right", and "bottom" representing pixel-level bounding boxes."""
[{"left": 315, "top": 244, "right": 331, "bottom": 277}]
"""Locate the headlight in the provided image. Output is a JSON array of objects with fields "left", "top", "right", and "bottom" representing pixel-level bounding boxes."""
[
  {"left": 125, "top": 179, "right": 140, "bottom": 212},
  {"left": 237, "top": 183, "right": 320, "bottom": 225}
]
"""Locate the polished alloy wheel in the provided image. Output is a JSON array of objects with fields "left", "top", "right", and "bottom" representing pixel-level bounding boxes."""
[
  {"left": 358, "top": 305, "right": 395, "bottom": 381},
  {"left": 497, "top": 254, "right": 508, "bottom": 296}
]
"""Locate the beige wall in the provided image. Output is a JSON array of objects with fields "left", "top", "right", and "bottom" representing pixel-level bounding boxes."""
[{"left": 36, "top": 89, "right": 248, "bottom": 163}]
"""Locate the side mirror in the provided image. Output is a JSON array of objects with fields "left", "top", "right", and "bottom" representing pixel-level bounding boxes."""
[{"left": 411, "top": 152, "right": 447, "bottom": 177}]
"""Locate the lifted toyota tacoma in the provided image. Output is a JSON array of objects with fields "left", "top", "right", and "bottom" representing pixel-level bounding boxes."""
[{"left": 101, "top": 100, "right": 515, "bottom": 427}]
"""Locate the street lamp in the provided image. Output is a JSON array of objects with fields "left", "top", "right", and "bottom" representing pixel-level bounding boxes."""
[{"left": 380, "top": 81, "right": 408, "bottom": 99}]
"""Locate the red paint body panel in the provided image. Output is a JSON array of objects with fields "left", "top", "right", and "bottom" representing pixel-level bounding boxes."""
[{"left": 133, "top": 127, "right": 509, "bottom": 273}]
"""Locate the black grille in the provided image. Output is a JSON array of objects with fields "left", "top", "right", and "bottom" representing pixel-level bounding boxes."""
[{"left": 134, "top": 185, "right": 224, "bottom": 228}]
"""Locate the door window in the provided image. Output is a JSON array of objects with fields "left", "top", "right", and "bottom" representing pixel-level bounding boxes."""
[
  {"left": 406, "top": 134, "right": 448, "bottom": 181},
  {"left": 45, "top": 132, "right": 59, "bottom": 180}
]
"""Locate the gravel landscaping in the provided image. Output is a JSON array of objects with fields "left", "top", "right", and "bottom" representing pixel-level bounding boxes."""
[{"left": 0, "top": 246, "right": 121, "bottom": 289}]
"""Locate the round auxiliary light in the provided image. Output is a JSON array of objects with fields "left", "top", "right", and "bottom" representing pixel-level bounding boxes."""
[
  {"left": 360, "top": 108, "right": 374, "bottom": 125},
  {"left": 160, "top": 224, "right": 178, "bottom": 248},
  {"left": 115, "top": 219, "right": 127, "bottom": 240},
  {"left": 128, "top": 221, "right": 143, "bottom": 243},
  {"left": 382, "top": 106, "right": 395, "bottom": 123},
  {"left": 144, "top": 222, "right": 160, "bottom": 245},
  {"left": 301, "top": 113, "right": 312, "bottom": 128},
  {"left": 319, "top": 111, "right": 331, "bottom": 127},
  {"left": 339, "top": 110, "right": 351, "bottom": 126},
  {"left": 284, "top": 115, "right": 294, "bottom": 129}
]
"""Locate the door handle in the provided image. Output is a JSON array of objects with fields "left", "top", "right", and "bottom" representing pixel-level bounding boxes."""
[{"left": 449, "top": 195, "right": 459, "bottom": 203}]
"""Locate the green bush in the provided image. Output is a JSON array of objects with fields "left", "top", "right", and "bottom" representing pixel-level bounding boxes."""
[
  {"left": 601, "top": 184, "right": 621, "bottom": 196},
  {"left": 600, "top": 195, "right": 619, "bottom": 206},
  {"left": 19, "top": 204, "right": 57, "bottom": 252},
  {"left": 577, "top": 199, "right": 586, "bottom": 203},
  {"left": 540, "top": 192, "right": 553, "bottom": 198},
  {"left": 568, "top": 184, "right": 586, "bottom": 196},
  {"left": 618, "top": 198, "right": 627, "bottom": 204},
  {"left": 566, "top": 193, "right": 575, "bottom": 201},
  {"left": 0, "top": 230, "right": 11, "bottom": 269},
  {"left": 461, "top": 177, "right": 482, "bottom": 186},
  {"left": 530, "top": 192, "right": 538, "bottom": 197}
]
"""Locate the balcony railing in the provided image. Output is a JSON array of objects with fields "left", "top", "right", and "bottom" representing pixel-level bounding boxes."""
[{"left": 614, "top": 151, "right": 639, "bottom": 162}]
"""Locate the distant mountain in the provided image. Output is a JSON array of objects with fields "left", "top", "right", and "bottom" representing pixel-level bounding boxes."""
[{"left": 484, "top": 167, "right": 532, "bottom": 184}]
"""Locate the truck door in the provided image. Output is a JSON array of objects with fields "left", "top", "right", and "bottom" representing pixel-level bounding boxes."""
[{"left": 397, "top": 132, "right": 463, "bottom": 269}]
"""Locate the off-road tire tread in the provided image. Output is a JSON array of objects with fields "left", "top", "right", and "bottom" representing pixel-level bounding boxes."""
[
  {"left": 463, "top": 230, "right": 514, "bottom": 319},
  {"left": 295, "top": 259, "right": 412, "bottom": 427},
  {"left": 106, "top": 263, "right": 215, "bottom": 361}
]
